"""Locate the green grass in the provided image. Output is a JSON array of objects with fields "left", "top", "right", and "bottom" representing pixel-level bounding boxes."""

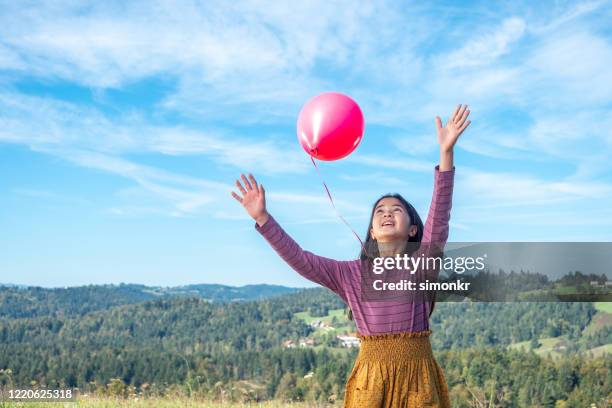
[
  {"left": 594, "top": 302, "right": 612, "bottom": 314},
  {"left": 293, "top": 308, "right": 346, "bottom": 325},
  {"left": 0, "top": 397, "right": 337, "bottom": 408},
  {"left": 508, "top": 340, "right": 530, "bottom": 351},
  {"left": 290, "top": 308, "right": 357, "bottom": 351},
  {"left": 583, "top": 309, "right": 612, "bottom": 336},
  {"left": 536, "top": 337, "right": 568, "bottom": 358},
  {"left": 508, "top": 302, "right": 612, "bottom": 358},
  {"left": 586, "top": 343, "right": 612, "bottom": 358},
  {"left": 293, "top": 308, "right": 355, "bottom": 337},
  {"left": 508, "top": 336, "right": 567, "bottom": 359}
]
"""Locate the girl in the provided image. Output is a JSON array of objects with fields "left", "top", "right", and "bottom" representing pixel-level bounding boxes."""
[{"left": 231, "top": 104, "right": 471, "bottom": 407}]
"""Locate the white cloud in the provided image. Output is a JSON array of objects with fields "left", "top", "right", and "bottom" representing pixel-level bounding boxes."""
[
  {"left": 458, "top": 167, "right": 612, "bottom": 207},
  {"left": 0, "top": 0, "right": 420, "bottom": 122},
  {"left": 345, "top": 154, "right": 432, "bottom": 173},
  {"left": 338, "top": 172, "right": 406, "bottom": 185},
  {"left": 532, "top": 0, "right": 607, "bottom": 34},
  {"left": 451, "top": 165, "right": 612, "bottom": 239},
  {"left": 268, "top": 191, "right": 369, "bottom": 215},
  {"left": 52, "top": 149, "right": 225, "bottom": 215},
  {"left": 525, "top": 31, "right": 612, "bottom": 105},
  {"left": 391, "top": 132, "right": 439, "bottom": 156},
  {"left": 1, "top": 0, "right": 611, "bottom": 231},
  {"left": 440, "top": 18, "right": 526, "bottom": 70},
  {"left": 0, "top": 91, "right": 309, "bottom": 174}
]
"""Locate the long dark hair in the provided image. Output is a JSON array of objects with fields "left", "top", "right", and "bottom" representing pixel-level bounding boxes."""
[{"left": 346, "top": 193, "right": 424, "bottom": 321}]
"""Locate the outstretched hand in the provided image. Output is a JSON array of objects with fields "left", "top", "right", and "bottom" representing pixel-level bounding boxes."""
[
  {"left": 436, "top": 104, "right": 471, "bottom": 152},
  {"left": 231, "top": 173, "right": 269, "bottom": 226}
]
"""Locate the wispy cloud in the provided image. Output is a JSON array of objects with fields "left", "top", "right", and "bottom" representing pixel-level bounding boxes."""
[
  {"left": 346, "top": 154, "right": 432, "bottom": 173},
  {"left": 458, "top": 167, "right": 612, "bottom": 208},
  {"left": 1, "top": 0, "right": 611, "bottom": 231},
  {"left": 338, "top": 172, "right": 406, "bottom": 185},
  {"left": 0, "top": 92, "right": 309, "bottom": 172},
  {"left": 438, "top": 18, "right": 526, "bottom": 70},
  {"left": 2, "top": 1, "right": 612, "bottom": 286},
  {"left": 532, "top": 0, "right": 608, "bottom": 34}
]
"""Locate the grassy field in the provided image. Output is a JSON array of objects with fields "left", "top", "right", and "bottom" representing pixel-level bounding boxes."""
[
  {"left": 594, "top": 301, "right": 612, "bottom": 314},
  {"left": 508, "top": 336, "right": 568, "bottom": 358},
  {"left": 507, "top": 302, "right": 612, "bottom": 358},
  {"left": 293, "top": 308, "right": 355, "bottom": 337},
  {"left": 293, "top": 308, "right": 346, "bottom": 325},
  {"left": 583, "top": 307, "right": 612, "bottom": 335},
  {"left": 292, "top": 308, "right": 357, "bottom": 354},
  {"left": 0, "top": 397, "right": 337, "bottom": 408},
  {"left": 586, "top": 343, "right": 612, "bottom": 358}
]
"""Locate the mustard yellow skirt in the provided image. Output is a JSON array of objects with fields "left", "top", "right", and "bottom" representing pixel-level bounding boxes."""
[{"left": 343, "top": 330, "right": 451, "bottom": 408}]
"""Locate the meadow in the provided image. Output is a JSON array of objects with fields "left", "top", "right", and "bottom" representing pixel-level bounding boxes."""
[{"left": 1, "top": 397, "right": 335, "bottom": 408}]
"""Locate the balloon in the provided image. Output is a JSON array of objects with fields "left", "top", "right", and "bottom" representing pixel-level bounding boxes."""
[{"left": 297, "top": 92, "right": 365, "bottom": 161}]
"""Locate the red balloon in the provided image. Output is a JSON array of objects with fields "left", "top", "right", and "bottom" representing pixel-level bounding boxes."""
[{"left": 297, "top": 92, "right": 365, "bottom": 161}]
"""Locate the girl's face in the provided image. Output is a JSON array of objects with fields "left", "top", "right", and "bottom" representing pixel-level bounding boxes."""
[{"left": 370, "top": 197, "right": 417, "bottom": 243}]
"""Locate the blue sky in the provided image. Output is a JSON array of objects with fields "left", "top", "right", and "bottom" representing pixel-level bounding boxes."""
[{"left": 1, "top": 0, "right": 611, "bottom": 288}]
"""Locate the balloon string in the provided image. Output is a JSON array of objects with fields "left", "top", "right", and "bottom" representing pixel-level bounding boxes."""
[{"left": 309, "top": 156, "right": 368, "bottom": 256}]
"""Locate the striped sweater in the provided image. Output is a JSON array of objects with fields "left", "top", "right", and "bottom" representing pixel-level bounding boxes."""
[{"left": 255, "top": 165, "right": 455, "bottom": 335}]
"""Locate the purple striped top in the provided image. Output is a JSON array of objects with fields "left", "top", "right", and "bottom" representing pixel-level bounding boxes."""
[{"left": 255, "top": 165, "right": 455, "bottom": 335}]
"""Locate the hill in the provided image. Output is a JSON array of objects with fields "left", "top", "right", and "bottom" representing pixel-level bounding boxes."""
[
  {"left": 0, "top": 283, "right": 301, "bottom": 318},
  {"left": 0, "top": 285, "right": 609, "bottom": 406}
]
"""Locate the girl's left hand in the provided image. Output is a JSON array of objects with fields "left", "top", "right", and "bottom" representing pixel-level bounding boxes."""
[{"left": 436, "top": 104, "right": 471, "bottom": 152}]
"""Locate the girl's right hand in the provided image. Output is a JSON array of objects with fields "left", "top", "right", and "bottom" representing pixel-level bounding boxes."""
[{"left": 231, "top": 173, "right": 269, "bottom": 226}]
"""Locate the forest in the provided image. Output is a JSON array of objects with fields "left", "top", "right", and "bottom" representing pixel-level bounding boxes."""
[{"left": 0, "top": 281, "right": 610, "bottom": 407}]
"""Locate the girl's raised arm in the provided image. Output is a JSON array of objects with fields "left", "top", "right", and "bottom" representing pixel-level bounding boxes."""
[
  {"left": 421, "top": 165, "right": 455, "bottom": 246},
  {"left": 423, "top": 104, "right": 471, "bottom": 245},
  {"left": 420, "top": 105, "right": 470, "bottom": 316},
  {"left": 231, "top": 174, "right": 349, "bottom": 301}
]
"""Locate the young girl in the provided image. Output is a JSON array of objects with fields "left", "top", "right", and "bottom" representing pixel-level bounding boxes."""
[{"left": 231, "top": 104, "right": 471, "bottom": 407}]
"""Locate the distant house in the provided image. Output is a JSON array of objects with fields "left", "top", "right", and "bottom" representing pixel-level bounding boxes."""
[
  {"left": 284, "top": 338, "right": 316, "bottom": 348},
  {"left": 299, "top": 338, "right": 316, "bottom": 347},
  {"left": 310, "top": 320, "right": 334, "bottom": 329},
  {"left": 310, "top": 319, "right": 322, "bottom": 327},
  {"left": 337, "top": 335, "right": 360, "bottom": 348},
  {"left": 283, "top": 339, "right": 296, "bottom": 348}
]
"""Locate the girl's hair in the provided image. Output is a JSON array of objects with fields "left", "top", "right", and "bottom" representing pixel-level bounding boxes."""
[
  {"left": 359, "top": 193, "right": 424, "bottom": 261},
  {"left": 346, "top": 193, "right": 424, "bottom": 322}
]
